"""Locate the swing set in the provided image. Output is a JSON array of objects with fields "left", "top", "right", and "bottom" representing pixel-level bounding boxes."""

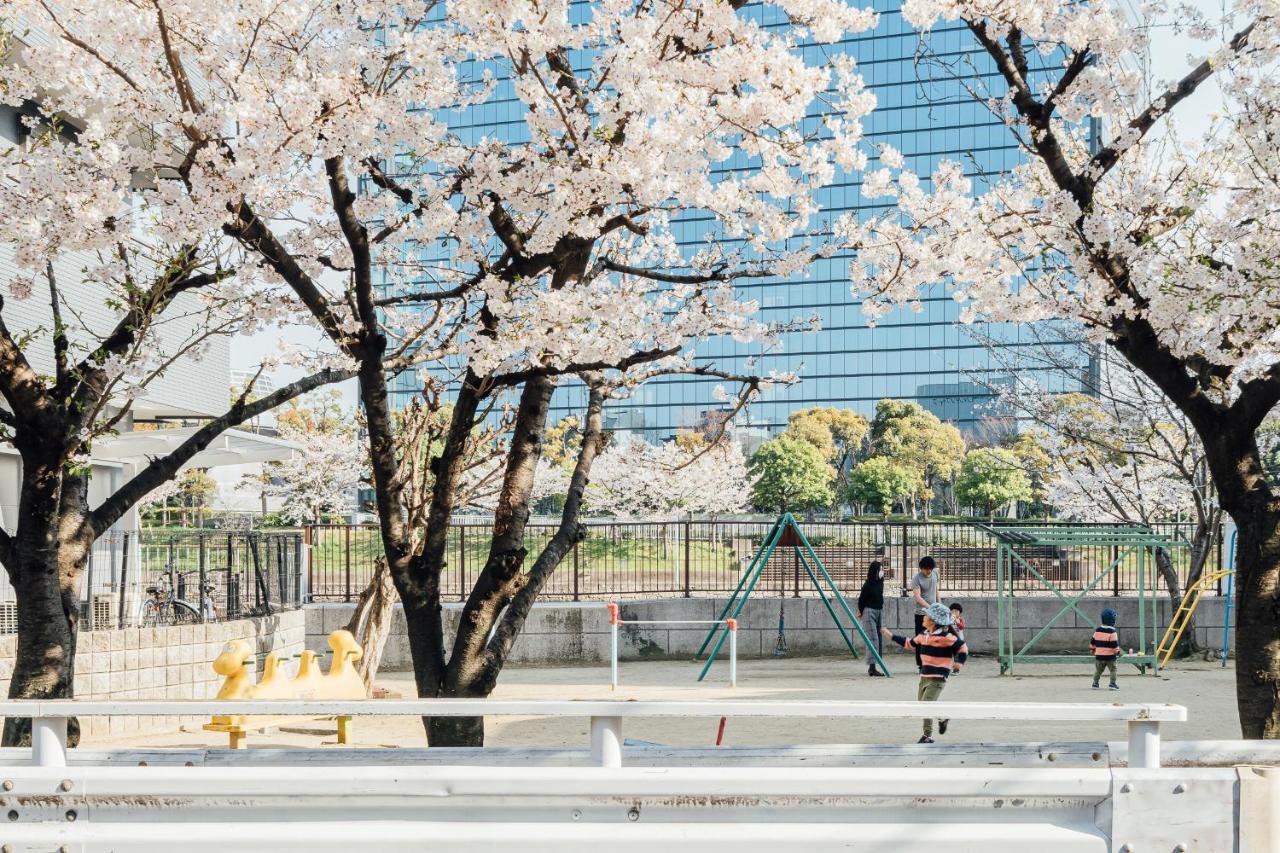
[{"left": 693, "top": 513, "right": 890, "bottom": 681}]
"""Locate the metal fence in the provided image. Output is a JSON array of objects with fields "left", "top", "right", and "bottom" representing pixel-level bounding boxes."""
[
  {"left": 306, "top": 520, "right": 1225, "bottom": 603},
  {"left": 0, "top": 530, "right": 305, "bottom": 633}
]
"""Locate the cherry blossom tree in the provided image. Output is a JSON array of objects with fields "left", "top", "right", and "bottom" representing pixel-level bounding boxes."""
[
  {"left": 586, "top": 437, "right": 751, "bottom": 517},
  {"left": 849, "top": 0, "right": 1280, "bottom": 734},
  {"left": 0, "top": 22, "right": 360, "bottom": 741},
  {"left": 265, "top": 422, "right": 365, "bottom": 525},
  {"left": 5, "top": 0, "right": 885, "bottom": 744}
]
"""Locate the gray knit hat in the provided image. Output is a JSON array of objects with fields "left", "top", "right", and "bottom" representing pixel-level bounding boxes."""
[{"left": 925, "top": 602, "right": 953, "bottom": 627}]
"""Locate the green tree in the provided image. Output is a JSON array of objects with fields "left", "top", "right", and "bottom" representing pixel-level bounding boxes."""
[
  {"left": 748, "top": 437, "right": 834, "bottom": 513},
  {"left": 869, "top": 400, "right": 966, "bottom": 518},
  {"left": 846, "top": 456, "right": 920, "bottom": 517},
  {"left": 954, "top": 447, "right": 1033, "bottom": 519},
  {"left": 176, "top": 469, "right": 218, "bottom": 526},
  {"left": 784, "top": 407, "right": 870, "bottom": 494},
  {"left": 1005, "top": 430, "right": 1054, "bottom": 515}
]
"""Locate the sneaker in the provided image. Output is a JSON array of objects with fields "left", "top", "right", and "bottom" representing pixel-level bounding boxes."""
[
  {"left": 1091, "top": 683, "right": 1100, "bottom": 689},
  {"left": 917, "top": 736, "right": 934, "bottom": 744},
  {"left": 869, "top": 668, "right": 884, "bottom": 677},
  {"left": 1109, "top": 683, "right": 1120, "bottom": 690},
  {"left": 938, "top": 719, "right": 949, "bottom": 736}
]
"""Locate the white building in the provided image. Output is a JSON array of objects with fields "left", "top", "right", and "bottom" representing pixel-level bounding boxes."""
[{"left": 0, "top": 95, "right": 298, "bottom": 614}]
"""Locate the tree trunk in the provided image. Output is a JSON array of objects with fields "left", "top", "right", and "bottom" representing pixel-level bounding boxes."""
[
  {"left": 2, "top": 537, "right": 85, "bottom": 746},
  {"left": 342, "top": 556, "right": 396, "bottom": 692},
  {"left": 1233, "top": 509, "right": 1280, "bottom": 738}
]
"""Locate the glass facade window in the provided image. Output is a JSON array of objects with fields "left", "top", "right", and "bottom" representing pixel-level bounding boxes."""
[{"left": 390, "top": 0, "right": 1091, "bottom": 440}]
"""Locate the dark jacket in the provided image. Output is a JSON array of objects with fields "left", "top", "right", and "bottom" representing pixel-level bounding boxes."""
[{"left": 857, "top": 565, "right": 884, "bottom": 612}]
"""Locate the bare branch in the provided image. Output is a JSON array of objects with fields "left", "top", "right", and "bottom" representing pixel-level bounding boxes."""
[{"left": 88, "top": 365, "right": 356, "bottom": 534}]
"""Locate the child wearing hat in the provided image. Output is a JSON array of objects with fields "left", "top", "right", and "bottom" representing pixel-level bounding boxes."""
[
  {"left": 882, "top": 602, "right": 968, "bottom": 743},
  {"left": 1090, "top": 608, "right": 1123, "bottom": 690}
]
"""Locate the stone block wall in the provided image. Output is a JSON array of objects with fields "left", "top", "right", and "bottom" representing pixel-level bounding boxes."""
[
  {"left": 0, "top": 610, "right": 305, "bottom": 737},
  {"left": 307, "top": 593, "right": 1234, "bottom": 669}
]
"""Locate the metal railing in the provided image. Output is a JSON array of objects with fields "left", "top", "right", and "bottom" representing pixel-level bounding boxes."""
[
  {"left": 305, "top": 520, "right": 1224, "bottom": 602},
  {"left": 0, "top": 529, "right": 305, "bottom": 633}
]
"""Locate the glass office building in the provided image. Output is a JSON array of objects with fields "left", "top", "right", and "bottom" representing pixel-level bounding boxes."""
[{"left": 388, "top": 0, "right": 1092, "bottom": 442}]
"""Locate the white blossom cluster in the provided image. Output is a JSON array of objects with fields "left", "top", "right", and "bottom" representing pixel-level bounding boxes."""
[
  {"left": 585, "top": 437, "right": 752, "bottom": 517},
  {"left": 1, "top": 0, "right": 885, "bottom": 407},
  {"left": 846, "top": 0, "right": 1280, "bottom": 397}
]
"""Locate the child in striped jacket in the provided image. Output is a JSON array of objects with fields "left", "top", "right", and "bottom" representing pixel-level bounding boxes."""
[
  {"left": 1091, "top": 608, "right": 1122, "bottom": 690},
  {"left": 882, "top": 602, "right": 968, "bottom": 743}
]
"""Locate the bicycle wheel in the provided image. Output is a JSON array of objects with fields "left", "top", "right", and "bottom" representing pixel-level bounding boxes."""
[
  {"left": 169, "top": 600, "right": 201, "bottom": 624},
  {"left": 140, "top": 601, "right": 160, "bottom": 627}
]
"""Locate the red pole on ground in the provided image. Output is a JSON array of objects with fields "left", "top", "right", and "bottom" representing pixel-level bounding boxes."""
[{"left": 715, "top": 716, "right": 727, "bottom": 746}]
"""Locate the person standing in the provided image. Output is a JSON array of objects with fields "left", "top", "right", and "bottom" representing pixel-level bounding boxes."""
[
  {"left": 908, "top": 557, "right": 938, "bottom": 671},
  {"left": 857, "top": 561, "right": 886, "bottom": 677},
  {"left": 1090, "top": 608, "right": 1123, "bottom": 690}
]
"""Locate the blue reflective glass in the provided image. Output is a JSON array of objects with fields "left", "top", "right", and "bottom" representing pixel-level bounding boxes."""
[{"left": 386, "top": 0, "right": 1090, "bottom": 441}]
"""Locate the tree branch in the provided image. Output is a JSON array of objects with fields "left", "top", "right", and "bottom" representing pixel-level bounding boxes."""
[
  {"left": 45, "top": 262, "right": 69, "bottom": 390},
  {"left": 490, "top": 345, "right": 683, "bottom": 387},
  {"left": 1088, "top": 20, "right": 1258, "bottom": 181},
  {"left": 479, "top": 379, "right": 607, "bottom": 686},
  {"left": 0, "top": 297, "right": 51, "bottom": 420},
  {"left": 600, "top": 257, "right": 776, "bottom": 284},
  {"left": 87, "top": 365, "right": 356, "bottom": 534}
]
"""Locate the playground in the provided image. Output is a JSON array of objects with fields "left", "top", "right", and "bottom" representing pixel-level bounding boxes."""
[{"left": 83, "top": 654, "right": 1239, "bottom": 750}]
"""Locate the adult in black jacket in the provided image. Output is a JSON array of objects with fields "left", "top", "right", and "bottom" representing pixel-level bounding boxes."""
[{"left": 857, "top": 561, "right": 886, "bottom": 676}]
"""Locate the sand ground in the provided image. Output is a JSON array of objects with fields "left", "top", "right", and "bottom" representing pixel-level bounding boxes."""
[{"left": 82, "top": 652, "right": 1240, "bottom": 751}]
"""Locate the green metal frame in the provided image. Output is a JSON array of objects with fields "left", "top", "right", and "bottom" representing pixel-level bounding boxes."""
[
  {"left": 694, "top": 513, "right": 891, "bottom": 680},
  {"left": 986, "top": 524, "right": 1187, "bottom": 677}
]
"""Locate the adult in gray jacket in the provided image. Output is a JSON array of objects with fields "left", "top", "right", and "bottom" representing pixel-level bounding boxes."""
[{"left": 908, "top": 556, "right": 938, "bottom": 670}]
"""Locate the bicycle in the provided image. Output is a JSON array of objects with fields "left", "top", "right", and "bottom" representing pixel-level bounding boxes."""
[{"left": 139, "top": 570, "right": 218, "bottom": 626}]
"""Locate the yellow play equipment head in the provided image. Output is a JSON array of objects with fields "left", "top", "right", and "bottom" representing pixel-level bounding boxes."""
[
  {"left": 212, "top": 640, "right": 253, "bottom": 679},
  {"left": 329, "top": 629, "right": 363, "bottom": 662}
]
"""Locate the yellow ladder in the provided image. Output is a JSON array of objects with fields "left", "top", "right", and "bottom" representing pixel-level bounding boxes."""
[{"left": 1158, "top": 569, "right": 1234, "bottom": 667}]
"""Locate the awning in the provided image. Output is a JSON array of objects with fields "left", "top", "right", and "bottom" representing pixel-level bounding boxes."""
[{"left": 91, "top": 427, "right": 300, "bottom": 468}]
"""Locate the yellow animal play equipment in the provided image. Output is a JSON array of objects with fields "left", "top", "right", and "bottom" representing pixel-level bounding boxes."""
[
  {"left": 204, "top": 630, "right": 367, "bottom": 749},
  {"left": 1157, "top": 569, "right": 1234, "bottom": 668}
]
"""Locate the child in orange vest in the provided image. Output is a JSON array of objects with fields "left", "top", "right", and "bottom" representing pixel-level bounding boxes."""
[{"left": 1091, "top": 608, "right": 1122, "bottom": 690}]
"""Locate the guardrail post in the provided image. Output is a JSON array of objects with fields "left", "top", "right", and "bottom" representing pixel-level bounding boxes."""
[
  {"left": 32, "top": 716, "right": 67, "bottom": 767},
  {"left": 590, "top": 715, "right": 623, "bottom": 767},
  {"left": 1128, "top": 720, "right": 1161, "bottom": 768}
]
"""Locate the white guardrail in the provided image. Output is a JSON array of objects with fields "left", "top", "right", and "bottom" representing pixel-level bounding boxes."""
[
  {"left": 0, "top": 698, "right": 1276, "bottom": 852},
  {"left": 0, "top": 698, "right": 1185, "bottom": 769}
]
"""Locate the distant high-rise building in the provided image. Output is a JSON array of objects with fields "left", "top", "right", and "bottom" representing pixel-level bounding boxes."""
[{"left": 389, "top": 0, "right": 1092, "bottom": 439}]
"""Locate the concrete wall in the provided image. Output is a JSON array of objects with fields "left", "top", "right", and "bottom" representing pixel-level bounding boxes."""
[
  {"left": 0, "top": 610, "right": 305, "bottom": 737},
  {"left": 307, "top": 594, "right": 1234, "bottom": 669}
]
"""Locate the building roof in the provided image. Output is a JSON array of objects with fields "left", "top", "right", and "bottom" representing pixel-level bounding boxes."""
[{"left": 91, "top": 427, "right": 299, "bottom": 468}]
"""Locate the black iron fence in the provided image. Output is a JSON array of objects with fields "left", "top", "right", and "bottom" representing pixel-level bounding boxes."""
[
  {"left": 0, "top": 530, "right": 305, "bottom": 633},
  {"left": 305, "top": 520, "right": 1225, "bottom": 603}
]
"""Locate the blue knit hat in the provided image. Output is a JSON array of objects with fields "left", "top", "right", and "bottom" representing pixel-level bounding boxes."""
[
  {"left": 925, "top": 602, "right": 953, "bottom": 627},
  {"left": 1101, "top": 608, "right": 1118, "bottom": 626}
]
